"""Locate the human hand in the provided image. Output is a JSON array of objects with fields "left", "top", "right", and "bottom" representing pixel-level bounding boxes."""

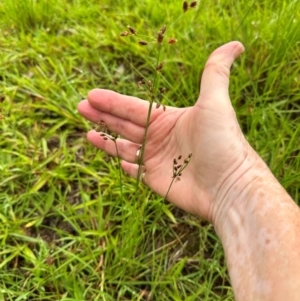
[{"left": 78, "top": 41, "right": 256, "bottom": 224}]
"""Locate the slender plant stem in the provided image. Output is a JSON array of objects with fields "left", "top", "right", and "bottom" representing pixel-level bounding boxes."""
[
  {"left": 163, "top": 177, "right": 176, "bottom": 201},
  {"left": 134, "top": 12, "right": 185, "bottom": 193},
  {"left": 114, "top": 141, "right": 123, "bottom": 199},
  {"left": 135, "top": 45, "right": 163, "bottom": 192}
]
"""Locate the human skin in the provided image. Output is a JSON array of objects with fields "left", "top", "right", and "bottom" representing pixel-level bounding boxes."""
[{"left": 78, "top": 41, "right": 300, "bottom": 300}]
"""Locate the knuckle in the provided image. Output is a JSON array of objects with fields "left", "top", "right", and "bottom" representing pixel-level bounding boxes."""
[{"left": 204, "top": 61, "right": 230, "bottom": 78}]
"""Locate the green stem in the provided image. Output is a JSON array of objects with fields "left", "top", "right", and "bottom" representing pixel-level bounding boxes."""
[
  {"left": 135, "top": 45, "right": 163, "bottom": 192},
  {"left": 163, "top": 177, "right": 176, "bottom": 201},
  {"left": 134, "top": 12, "right": 185, "bottom": 193},
  {"left": 114, "top": 140, "right": 123, "bottom": 199}
]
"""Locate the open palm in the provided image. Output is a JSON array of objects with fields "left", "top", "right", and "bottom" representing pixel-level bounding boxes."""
[{"left": 78, "top": 42, "right": 250, "bottom": 221}]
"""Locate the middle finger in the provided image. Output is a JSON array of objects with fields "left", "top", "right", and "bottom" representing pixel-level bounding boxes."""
[{"left": 78, "top": 100, "right": 145, "bottom": 143}]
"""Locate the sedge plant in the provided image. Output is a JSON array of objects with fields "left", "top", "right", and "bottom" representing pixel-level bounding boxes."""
[{"left": 96, "top": 1, "right": 198, "bottom": 202}]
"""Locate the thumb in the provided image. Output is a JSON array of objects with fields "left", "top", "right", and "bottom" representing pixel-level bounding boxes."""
[{"left": 197, "top": 41, "right": 244, "bottom": 110}]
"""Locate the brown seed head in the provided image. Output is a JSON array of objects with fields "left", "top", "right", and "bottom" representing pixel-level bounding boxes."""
[
  {"left": 137, "top": 80, "right": 146, "bottom": 89},
  {"left": 173, "top": 159, "right": 178, "bottom": 165},
  {"left": 127, "top": 25, "right": 137, "bottom": 35},
  {"left": 160, "top": 87, "right": 166, "bottom": 94},
  {"left": 120, "top": 31, "right": 129, "bottom": 37},
  {"left": 157, "top": 31, "right": 164, "bottom": 44},
  {"left": 184, "top": 155, "right": 193, "bottom": 165},
  {"left": 163, "top": 105, "right": 166, "bottom": 111},
  {"left": 138, "top": 40, "right": 148, "bottom": 45},
  {"left": 160, "top": 25, "right": 167, "bottom": 34},
  {"left": 190, "top": 1, "right": 197, "bottom": 8},
  {"left": 148, "top": 80, "right": 152, "bottom": 87},
  {"left": 156, "top": 61, "right": 164, "bottom": 71},
  {"left": 168, "top": 38, "right": 177, "bottom": 44},
  {"left": 156, "top": 103, "right": 161, "bottom": 109},
  {"left": 183, "top": 1, "right": 188, "bottom": 12}
]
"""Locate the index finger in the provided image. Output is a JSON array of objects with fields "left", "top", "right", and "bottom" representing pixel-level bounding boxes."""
[{"left": 87, "top": 89, "right": 162, "bottom": 127}]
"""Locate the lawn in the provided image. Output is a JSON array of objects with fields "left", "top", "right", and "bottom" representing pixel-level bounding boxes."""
[{"left": 0, "top": 0, "right": 300, "bottom": 300}]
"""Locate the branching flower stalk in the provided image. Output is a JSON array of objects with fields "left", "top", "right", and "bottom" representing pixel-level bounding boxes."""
[
  {"left": 135, "top": 46, "right": 164, "bottom": 190},
  {"left": 120, "top": 23, "right": 167, "bottom": 190},
  {"left": 119, "top": 1, "right": 198, "bottom": 196},
  {"left": 164, "top": 153, "right": 192, "bottom": 201}
]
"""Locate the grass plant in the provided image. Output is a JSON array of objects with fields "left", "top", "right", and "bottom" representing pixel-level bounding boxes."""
[{"left": 0, "top": 0, "right": 300, "bottom": 300}]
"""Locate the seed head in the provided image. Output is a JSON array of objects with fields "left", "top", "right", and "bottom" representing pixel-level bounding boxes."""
[
  {"left": 168, "top": 38, "right": 177, "bottom": 44},
  {"left": 127, "top": 25, "right": 137, "bottom": 35},
  {"left": 156, "top": 61, "right": 164, "bottom": 71},
  {"left": 190, "top": 1, "right": 197, "bottom": 8},
  {"left": 159, "top": 25, "right": 167, "bottom": 34},
  {"left": 171, "top": 153, "right": 192, "bottom": 181},
  {"left": 137, "top": 80, "right": 146, "bottom": 89},
  {"left": 184, "top": 158, "right": 190, "bottom": 164},
  {"left": 138, "top": 40, "right": 148, "bottom": 45},
  {"left": 157, "top": 31, "right": 164, "bottom": 44},
  {"left": 159, "top": 87, "right": 166, "bottom": 94},
  {"left": 156, "top": 103, "right": 161, "bottom": 109},
  {"left": 120, "top": 31, "right": 129, "bottom": 37},
  {"left": 97, "top": 120, "right": 118, "bottom": 141},
  {"left": 183, "top": 1, "right": 188, "bottom": 12},
  {"left": 148, "top": 80, "right": 152, "bottom": 87}
]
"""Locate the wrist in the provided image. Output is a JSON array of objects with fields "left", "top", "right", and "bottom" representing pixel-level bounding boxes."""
[
  {"left": 214, "top": 150, "right": 300, "bottom": 301},
  {"left": 210, "top": 145, "right": 271, "bottom": 234},
  {"left": 209, "top": 147, "right": 300, "bottom": 301}
]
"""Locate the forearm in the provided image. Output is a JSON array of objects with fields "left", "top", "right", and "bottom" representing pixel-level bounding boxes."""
[{"left": 214, "top": 153, "right": 300, "bottom": 301}]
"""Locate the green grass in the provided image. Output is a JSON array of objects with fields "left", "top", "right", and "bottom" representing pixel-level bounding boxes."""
[{"left": 0, "top": 0, "right": 300, "bottom": 300}]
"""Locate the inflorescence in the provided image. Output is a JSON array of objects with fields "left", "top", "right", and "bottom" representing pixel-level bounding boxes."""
[
  {"left": 96, "top": 120, "right": 118, "bottom": 141},
  {"left": 172, "top": 153, "right": 192, "bottom": 181},
  {"left": 119, "top": 22, "right": 182, "bottom": 111}
]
